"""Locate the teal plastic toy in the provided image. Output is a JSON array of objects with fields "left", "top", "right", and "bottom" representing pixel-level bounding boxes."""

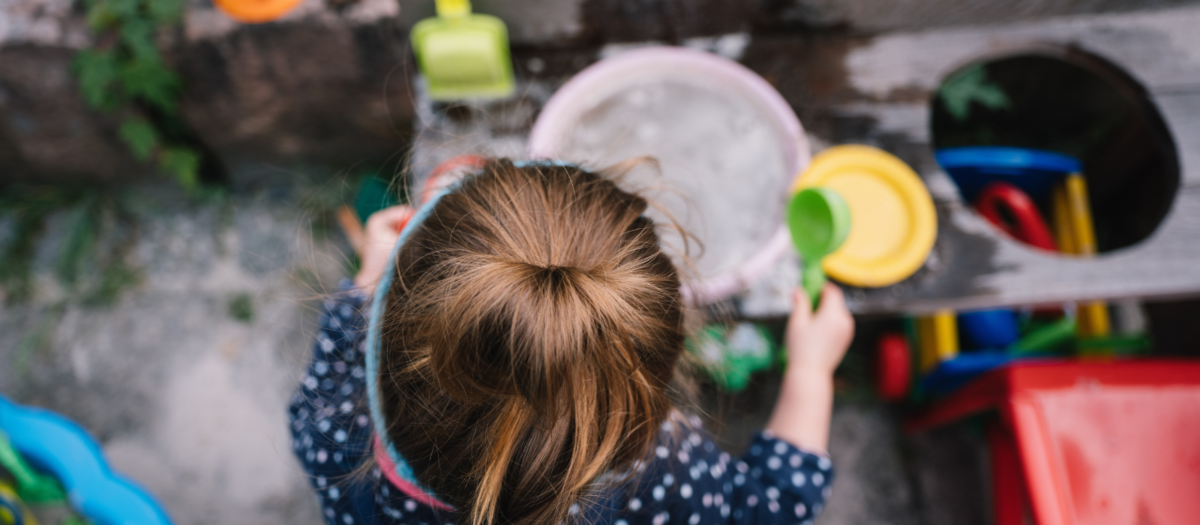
[
  {"left": 787, "top": 187, "right": 851, "bottom": 309},
  {"left": 411, "top": 0, "right": 515, "bottom": 101},
  {"left": 687, "top": 323, "right": 777, "bottom": 392},
  {"left": 0, "top": 395, "right": 171, "bottom": 525}
]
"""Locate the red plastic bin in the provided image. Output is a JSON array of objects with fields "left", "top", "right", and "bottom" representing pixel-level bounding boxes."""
[{"left": 907, "top": 360, "right": 1200, "bottom": 525}]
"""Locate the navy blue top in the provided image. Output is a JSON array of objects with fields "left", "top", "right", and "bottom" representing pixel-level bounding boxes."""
[{"left": 289, "top": 282, "right": 834, "bottom": 524}]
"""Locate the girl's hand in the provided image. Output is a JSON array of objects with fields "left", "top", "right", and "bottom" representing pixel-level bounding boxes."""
[
  {"left": 765, "top": 284, "right": 854, "bottom": 453},
  {"left": 353, "top": 205, "right": 415, "bottom": 294},
  {"left": 785, "top": 284, "right": 854, "bottom": 379}
]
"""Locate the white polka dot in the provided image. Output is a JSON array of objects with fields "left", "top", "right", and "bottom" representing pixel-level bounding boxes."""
[
  {"left": 703, "top": 493, "right": 713, "bottom": 507},
  {"left": 328, "top": 485, "right": 340, "bottom": 500},
  {"left": 653, "top": 511, "right": 669, "bottom": 525},
  {"left": 318, "top": 419, "right": 332, "bottom": 432},
  {"left": 629, "top": 498, "right": 642, "bottom": 511},
  {"left": 339, "top": 401, "right": 353, "bottom": 413},
  {"left": 653, "top": 485, "right": 665, "bottom": 501},
  {"left": 818, "top": 456, "right": 832, "bottom": 471},
  {"left": 774, "top": 441, "right": 788, "bottom": 455},
  {"left": 792, "top": 472, "right": 806, "bottom": 487},
  {"left": 317, "top": 476, "right": 326, "bottom": 488},
  {"left": 710, "top": 464, "right": 722, "bottom": 477},
  {"left": 766, "top": 487, "right": 780, "bottom": 500},
  {"left": 615, "top": 521, "right": 628, "bottom": 525},
  {"left": 689, "top": 433, "right": 703, "bottom": 446},
  {"left": 342, "top": 514, "right": 354, "bottom": 524},
  {"left": 734, "top": 474, "right": 745, "bottom": 486},
  {"left": 325, "top": 508, "right": 335, "bottom": 518},
  {"left": 314, "top": 362, "right": 329, "bottom": 375},
  {"left": 746, "top": 494, "right": 758, "bottom": 507},
  {"left": 663, "top": 473, "right": 675, "bottom": 487},
  {"left": 813, "top": 472, "right": 825, "bottom": 486},
  {"left": 767, "top": 456, "right": 782, "bottom": 470},
  {"left": 316, "top": 449, "right": 328, "bottom": 463},
  {"left": 678, "top": 450, "right": 690, "bottom": 464},
  {"left": 569, "top": 504, "right": 580, "bottom": 515},
  {"left": 714, "top": 493, "right": 724, "bottom": 507},
  {"left": 823, "top": 486, "right": 833, "bottom": 499},
  {"left": 768, "top": 500, "right": 780, "bottom": 513},
  {"left": 690, "top": 466, "right": 701, "bottom": 480},
  {"left": 721, "top": 504, "right": 730, "bottom": 518},
  {"left": 405, "top": 500, "right": 417, "bottom": 512},
  {"left": 790, "top": 454, "right": 802, "bottom": 468},
  {"left": 795, "top": 502, "right": 808, "bottom": 517},
  {"left": 356, "top": 414, "right": 369, "bottom": 427},
  {"left": 333, "top": 429, "right": 348, "bottom": 443},
  {"left": 688, "top": 512, "right": 701, "bottom": 525},
  {"left": 681, "top": 483, "right": 693, "bottom": 498},
  {"left": 656, "top": 446, "right": 669, "bottom": 458},
  {"left": 736, "top": 461, "right": 748, "bottom": 473}
]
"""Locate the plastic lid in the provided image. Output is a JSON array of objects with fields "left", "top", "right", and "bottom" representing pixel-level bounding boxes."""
[
  {"left": 935, "top": 147, "right": 1081, "bottom": 174},
  {"left": 791, "top": 145, "right": 937, "bottom": 288}
]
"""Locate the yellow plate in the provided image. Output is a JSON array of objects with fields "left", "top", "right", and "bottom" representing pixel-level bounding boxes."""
[{"left": 790, "top": 145, "right": 937, "bottom": 287}]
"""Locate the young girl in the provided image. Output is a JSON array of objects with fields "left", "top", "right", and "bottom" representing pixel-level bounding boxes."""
[{"left": 289, "top": 159, "right": 853, "bottom": 525}]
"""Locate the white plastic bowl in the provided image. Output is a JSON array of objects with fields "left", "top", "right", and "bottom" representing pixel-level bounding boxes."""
[{"left": 528, "top": 46, "right": 809, "bottom": 305}]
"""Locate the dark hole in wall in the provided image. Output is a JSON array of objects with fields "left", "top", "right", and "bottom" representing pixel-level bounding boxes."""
[{"left": 930, "top": 50, "right": 1180, "bottom": 253}]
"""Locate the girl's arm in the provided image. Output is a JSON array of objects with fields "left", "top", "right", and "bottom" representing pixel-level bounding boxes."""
[{"left": 765, "top": 285, "right": 854, "bottom": 454}]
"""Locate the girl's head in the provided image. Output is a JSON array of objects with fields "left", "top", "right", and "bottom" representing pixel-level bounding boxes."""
[{"left": 378, "top": 159, "right": 686, "bottom": 525}]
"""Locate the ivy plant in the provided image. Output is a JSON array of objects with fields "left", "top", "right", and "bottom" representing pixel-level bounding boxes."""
[{"left": 72, "top": 0, "right": 201, "bottom": 191}]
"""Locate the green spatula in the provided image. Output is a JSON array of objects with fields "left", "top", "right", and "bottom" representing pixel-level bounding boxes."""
[
  {"left": 411, "top": 0, "right": 515, "bottom": 101},
  {"left": 787, "top": 188, "right": 852, "bottom": 310}
]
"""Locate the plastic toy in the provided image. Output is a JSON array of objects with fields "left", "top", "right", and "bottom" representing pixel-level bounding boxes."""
[
  {"left": 787, "top": 188, "right": 850, "bottom": 308},
  {"left": 935, "top": 146, "right": 1080, "bottom": 203},
  {"left": 529, "top": 46, "right": 809, "bottom": 304},
  {"left": 908, "top": 360, "right": 1200, "bottom": 525},
  {"left": 410, "top": 0, "right": 515, "bottom": 101},
  {"left": 791, "top": 145, "right": 938, "bottom": 288},
  {"left": 213, "top": 0, "right": 303, "bottom": 23},
  {"left": 0, "top": 395, "right": 171, "bottom": 525},
  {"left": 1053, "top": 175, "right": 1111, "bottom": 343},
  {"left": 687, "top": 323, "right": 777, "bottom": 392},
  {"left": 974, "top": 182, "right": 1058, "bottom": 251}
]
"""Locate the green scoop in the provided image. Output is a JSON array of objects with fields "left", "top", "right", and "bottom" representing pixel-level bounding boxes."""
[{"left": 787, "top": 188, "right": 852, "bottom": 310}]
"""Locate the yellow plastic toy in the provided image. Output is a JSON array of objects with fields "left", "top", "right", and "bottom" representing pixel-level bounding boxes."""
[{"left": 791, "top": 145, "right": 938, "bottom": 288}]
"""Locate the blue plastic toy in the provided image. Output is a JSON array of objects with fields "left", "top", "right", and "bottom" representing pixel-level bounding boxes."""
[
  {"left": 935, "top": 146, "right": 1081, "bottom": 202},
  {"left": 0, "top": 395, "right": 171, "bottom": 525}
]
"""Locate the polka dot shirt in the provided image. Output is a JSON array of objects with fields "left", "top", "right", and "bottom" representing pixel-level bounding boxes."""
[{"left": 290, "top": 282, "right": 834, "bottom": 524}]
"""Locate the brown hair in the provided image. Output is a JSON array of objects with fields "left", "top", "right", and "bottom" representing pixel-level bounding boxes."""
[{"left": 378, "top": 159, "right": 687, "bottom": 525}]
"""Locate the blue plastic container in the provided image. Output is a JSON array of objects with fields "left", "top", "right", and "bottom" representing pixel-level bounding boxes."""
[{"left": 935, "top": 146, "right": 1081, "bottom": 203}]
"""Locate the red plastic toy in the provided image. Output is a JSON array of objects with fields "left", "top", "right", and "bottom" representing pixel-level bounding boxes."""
[{"left": 907, "top": 360, "right": 1200, "bottom": 525}]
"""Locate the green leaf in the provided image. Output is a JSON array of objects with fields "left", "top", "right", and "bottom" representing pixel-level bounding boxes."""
[
  {"left": 158, "top": 146, "right": 200, "bottom": 191},
  {"left": 146, "top": 0, "right": 186, "bottom": 25},
  {"left": 118, "top": 57, "right": 180, "bottom": 113},
  {"left": 118, "top": 118, "right": 159, "bottom": 160},
  {"left": 119, "top": 17, "right": 160, "bottom": 62},
  {"left": 73, "top": 49, "right": 120, "bottom": 110},
  {"left": 938, "top": 64, "right": 1011, "bottom": 121},
  {"left": 85, "top": 0, "right": 139, "bottom": 30}
]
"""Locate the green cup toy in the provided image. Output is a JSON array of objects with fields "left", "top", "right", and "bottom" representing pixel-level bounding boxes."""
[
  {"left": 411, "top": 0, "right": 515, "bottom": 101},
  {"left": 787, "top": 187, "right": 851, "bottom": 309}
]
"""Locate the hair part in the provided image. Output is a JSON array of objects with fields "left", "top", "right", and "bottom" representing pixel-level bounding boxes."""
[{"left": 379, "top": 160, "right": 687, "bottom": 525}]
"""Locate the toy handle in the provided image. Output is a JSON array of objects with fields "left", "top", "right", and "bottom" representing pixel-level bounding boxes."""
[
  {"left": 801, "top": 260, "right": 825, "bottom": 311},
  {"left": 974, "top": 182, "right": 1058, "bottom": 251}
]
